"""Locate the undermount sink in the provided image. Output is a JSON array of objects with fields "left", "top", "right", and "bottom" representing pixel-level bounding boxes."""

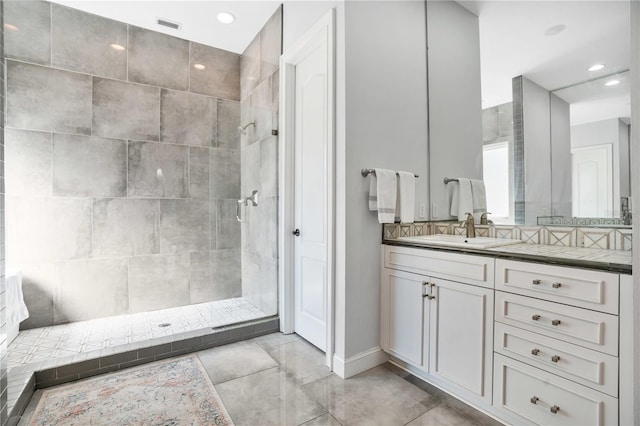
[{"left": 397, "top": 234, "right": 522, "bottom": 249}]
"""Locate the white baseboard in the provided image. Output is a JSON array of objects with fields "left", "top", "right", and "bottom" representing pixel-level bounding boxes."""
[{"left": 332, "top": 347, "right": 389, "bottom": 379}]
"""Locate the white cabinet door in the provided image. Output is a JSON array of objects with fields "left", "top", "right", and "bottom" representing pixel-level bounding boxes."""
[
  {"left": 381, "top": 268, "right": 427, "bottom": 366},
  {"left": 428, "top": 278, "right": 493, "bottom": 404}
]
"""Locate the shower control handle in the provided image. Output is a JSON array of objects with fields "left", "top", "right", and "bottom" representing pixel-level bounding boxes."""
[{"left": 292, "top": 229, "right": 301, "bottom": 237}]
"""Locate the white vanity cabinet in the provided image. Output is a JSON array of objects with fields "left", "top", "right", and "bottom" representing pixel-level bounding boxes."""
[{"left": 381, "top": 245, "right": 494, "bottom": 406}]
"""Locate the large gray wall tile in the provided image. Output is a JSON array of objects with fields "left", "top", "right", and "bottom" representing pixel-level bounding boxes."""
[
  {"left": 260, "top": 7, "right": 282, "bottom": 82},
  {"left": 210, "top": 149, "right": 240, "bottom": 199},
  {"left": 240, "top": 35, "right": 260, "bottom": 100},
  {"left": 211, "top": 249, "right": 241, "bottom": 300},
  {"left": 56, "top": 258, "right": 129, "bottom": 323},
  {"left": 128, "top": 141, "right": 188, "bottom": 198},
  {"left": 216, "top": 200, "right": 240, "bottom": 250},
  {"left": 5, "top": 129, "right": 51, "bottom": 196},
  {"left": 160, "top": 90, "right": 215, "bottom": 146},
  {"left": 52, "top": 134, "right": 127, "bottom": 197},
  {"left": 241, "top": 250, "right": 276, "bottom": 315},
  {"left": 51, "top": 4, "right": 127, "bottom": 79},
  {"left": 260, "top": 136, "right": 278, "bottom": 197},
  {"left": 92, "top": 78, "right": 160, "bottom": 141},
  {"left": 189, "top": 147, "right": 210, "bottom": 199},
  {"left": 7, "top": 61, "right": 92, "bottom": 135},
  {"left": 4, "top": 1, "right": 51, "bottom": 65},
  {"left": 250, "top": 78, "right": 273, "bottom": 144},
  {"left": 160, "top": 199, "right": 210, "bottom": 253},
  {"left": 217, "top": 100, "right": 241, "bottom": 149},
  {"left": 190, "top": 251, "right": 212, "bottom": 304},
  {"left": 190, "top": 42, "right": 240, "bottom": 101},
  {"left": 18, "top": 263, "right": 56, "bottom": 329},
  {"left": 6, "top": 196, "right": 92, "bottom": 262},
  {"left": 128, "top": 254, "right": 190, "bottom": 313},
  {"left": 93, "top": 198, "right": 160, "bottom": 257},
  {"left": 241, "top": 142, "right": 260, "bottom": 196},
  {"left": 128, "top": 26, "right": 189, "bottom": 91}
]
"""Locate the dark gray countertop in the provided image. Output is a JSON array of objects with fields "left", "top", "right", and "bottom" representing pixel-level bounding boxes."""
[{"left": 383, "top": 239, "right": 632, "bottom": 274}]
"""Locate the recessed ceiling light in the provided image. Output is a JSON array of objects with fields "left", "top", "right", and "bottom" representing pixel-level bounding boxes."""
[
  {"left": 217, "top": 12, "right": 235, "bottom": 24},
  {"left": 588, "top": 64, "right": 605, "bottom": 72},
  {"left": 110, "top": 43, "right": 125, "bottom": 51},
  {"left": 193, "top": 63, "right": 206, "bottom": 70},
  {"left": 544, "top": 24, "right": 567, "bottom": 37},
  {"left": 4, "top": 23, "right": 18, "bottom": 31},
  {"left": 605, "top": 79, "right": 621, "bottom": 86}
]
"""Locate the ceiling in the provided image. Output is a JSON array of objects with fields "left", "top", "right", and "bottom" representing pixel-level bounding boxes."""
[
  {"left": 458, "top": 0, "right": 630, "bottom": 114},
  {"left": 49, "top": 0, "right": 282, "bottom": 54}
]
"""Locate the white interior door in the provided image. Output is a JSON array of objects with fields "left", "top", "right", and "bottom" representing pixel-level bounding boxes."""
[
  {"left": 572, "top": 144, "right": 613, "bottom": 217},
  {"left": 292, "top": 30, "right": 329, "bottom": 351}
]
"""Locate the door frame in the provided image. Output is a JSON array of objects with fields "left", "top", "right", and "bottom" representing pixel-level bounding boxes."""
[{"left": 278, "top": 9, "right": 336, "bottom": 369}]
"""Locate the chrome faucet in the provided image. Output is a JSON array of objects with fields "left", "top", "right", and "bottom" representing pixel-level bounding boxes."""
[{"left": 465, "top": 212, "right": 475, "bottom": 238}]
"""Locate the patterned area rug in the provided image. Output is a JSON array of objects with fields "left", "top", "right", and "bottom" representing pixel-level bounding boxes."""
[{"left": 29, "top": 355, "right": 234, "bottom": 426}]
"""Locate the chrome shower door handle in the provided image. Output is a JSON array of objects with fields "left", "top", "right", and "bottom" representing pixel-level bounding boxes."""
[{"left": 236, "top": 200, "right": 243, "bottom": 222}]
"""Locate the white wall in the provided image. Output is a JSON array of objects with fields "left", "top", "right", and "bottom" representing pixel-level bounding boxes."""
[
  {"left": 426, "top": 0, "right": 482, "bottom": 221},
  {"left": 522, "top": 77, "right": 552, "bottom": 224},
  {"left": 550, "top": 93, "right": 571, "bottom": 217},
  {"left": 571, "top": 118, "right": 628, "bottom": 217},
  {"left": 343, "top": 0, "right": 429, "bottom": 359}
]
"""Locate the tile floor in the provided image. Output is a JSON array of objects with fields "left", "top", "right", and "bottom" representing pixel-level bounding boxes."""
[{"left": 17, "top": 332, "right": 503, "bottom": 426}]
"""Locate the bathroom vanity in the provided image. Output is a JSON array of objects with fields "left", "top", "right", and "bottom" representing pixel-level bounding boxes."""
[{"left": 381, "top": 238, "right": 632, "bottom": 426}]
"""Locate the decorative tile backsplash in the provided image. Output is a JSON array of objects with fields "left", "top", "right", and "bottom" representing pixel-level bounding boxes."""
[
  {"left": 383, "top": 221, "right": 633, "bottom": 251},
  {"left": 537, "top": 216, "right": 629, "bottom": 227}
]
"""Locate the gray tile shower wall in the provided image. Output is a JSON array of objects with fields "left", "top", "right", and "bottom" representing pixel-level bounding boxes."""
[
  {"left": 3, "top": 3, "right": 243, "bottom": 328},
  {"left": 1, "top": 1, "right": 8, "bottom": 421},
  {"left": 240, "top": 7, "right": 282, "bottom": 316}
]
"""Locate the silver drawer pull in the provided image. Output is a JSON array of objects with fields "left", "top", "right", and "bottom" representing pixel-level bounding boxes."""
[
  {"left": 531, "top": 348, "right": 540, "bottom": 356},
  {"left": 422, "top": 281, "right": 429, "bottom": 286},
  {"left": 532, "top": 314, "right": 541, "bottom": 321},
  {"left": 552, "top": 319, "right": 561, "bottom": 326},
  {"left": 552, "top": 282, "right": 562, "bottom": 288},
  {"left": 530, "top": 395, "right": 560, "bottom": 414},
  {"left": 532, "top": 279, "right": 541, "bottom": 285},
  {"left": 551, "top": 355, "right": 561, "bottom": 363}
]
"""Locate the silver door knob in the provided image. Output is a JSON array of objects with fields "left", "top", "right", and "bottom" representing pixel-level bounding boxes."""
[{"left": 292, "top": 229, "right": 301, "bottom": 237}]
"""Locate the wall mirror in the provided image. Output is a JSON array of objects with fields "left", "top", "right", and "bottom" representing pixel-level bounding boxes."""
[{"left": 429, "top": 1, "right": 631, "bottom": 226}]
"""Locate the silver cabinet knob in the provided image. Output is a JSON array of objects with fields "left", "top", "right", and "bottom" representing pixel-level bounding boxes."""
[
  {"left": 551, "top": 355, "right": 561, "bottom": 363},
  {"left": 552, "top": 319, "right": 561, "bottom": 326},
  {"left": 292, "top": 229, "right": 301, "bottom": 236},
  {"left": 531, "top": 348, "right": 540, "bottom": 356},
  {"left": 532, "top": 279, "right": 541, "bottom": 285},
  {"left": 532, "top": 314, "right": 541, "bottom": 321},
  {"left": 552, "top": 282, "right": 562, "bottom": 288}
]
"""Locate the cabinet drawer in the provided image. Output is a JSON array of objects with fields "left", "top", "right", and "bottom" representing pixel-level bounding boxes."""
[
  {"left": 493, "top": 354, "right": 617, "bottom": 426},
  {"left": 496, "top": 259, "right": 619, "bottom": 314},
  {"left": 495, "top": 323, "right": 618, "bottom": 397},
  {"left": 495, "top": 292, "right": 618, "bottom": 356},
  {"left": 384, "top": 245, "right": 494, "bottom": 288}
]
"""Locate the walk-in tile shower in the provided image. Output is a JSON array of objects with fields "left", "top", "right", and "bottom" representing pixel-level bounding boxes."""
[{"left": 2, "top": 0, "right": 282, "bottom": 409}]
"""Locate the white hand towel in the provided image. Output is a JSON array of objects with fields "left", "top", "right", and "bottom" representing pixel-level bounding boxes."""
[
  {"left": 397, "top": 171, "right": 415, "bottom": 223},
  {"left": 471, "top": 179, "right": 487, "bottom": 223},
  {"left": 369, "top": 168, "right": 397, "bottom": 223},
  {"left": 450, "top": 178, "right": 473, "bottom": 221}
]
